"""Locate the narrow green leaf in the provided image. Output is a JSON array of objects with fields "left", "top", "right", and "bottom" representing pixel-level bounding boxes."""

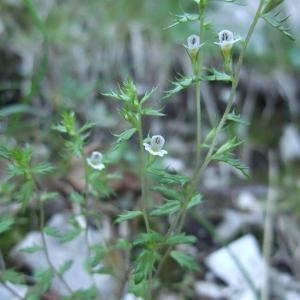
[
  {"left": 114, "top": 238, "right": 132, "bottom": 250},
  {"left": 112, "top": 128, "right": 137, "bottom": 151},
  {"left": 1, "top": 269, "right": 26, "bottom": 284},
  {"left": 20, "top": 244, "right": 44, "bottom": 254},
  {"left": 262, "top": 0, "right": 284, "bottom": 14},
  {"left": 263, "top": 12, "right": 295, "bottom": 40},
  {"left": 201, "top": 68, "right": 232, "bottom": 82},
  {"left": 59, "top": 260, "right": 73, "bottom": 275},
  {"left": 148, "top": 168, "right": 189, "bottom": 186},
  {"left": 188, "top": 193, "right": 203, "bottom": 209},
  {"left": 227, "top": 112, "right": 250, "bottom": 125},
  {"left": 151, "top": 186, "right": 181, "bottom": 200},
  {"left": 141, "top": 108, "right": 165, "bottom": 116},
  {"left": 133, "top": 232, "right": 164, "bottom": 246},
  {"left": 164, "top": 75, "right": 194, "bottom": 99},
  {"left": 213, "top": 153, "right": 249, "bottom": 177},
  {"left": 214, "top": 137, "right": 243, "bottom": 156},
  {"left": 16, "top": 181, "right": 35, "bottom": 206},
  {"left": 150, "top": 200, "right": 181, "bottom": 216},
  {"left": 166, "top": 234, "right": 197, "bottom": 246},
  {"left": 59, "top": 227, "right": 82, "bottom": 244},
  {"left": 70, "top": 192, "right": 85, "bottom": 204},
  {"left": 32, "top": 162, "right": 55, "bottom": 175},
  {"left": 64, "top": 287, "right": 98, "bottom": 300},
  {"left": 134, "top": 250, "right": 160, "bottom": 284},
  {"left": 166, "top": 13, "right": 199, "bottom": 29},
  {"left": 79, "top": 122, "right": 96, "bottom": 134},
  {"left": 115, "top": 210, "right": 143, "bottom": 223},
  {"left": 35, "top": 268, "right": 53, "bottom": 293},
  {"left": 43, "top": 226, "right": 61, "bottom": 238},
  {"left": 0, "top": 216, "right": 14, "bottom": 234},
  {"left": 140, "top": 87, "right": 157, "bottom": 104},
  {"left": 51, "top": 123, "right": 67, "bottom": 133},
  {"left": 170, "top": 250, "right": 199, "bottom": 271}
]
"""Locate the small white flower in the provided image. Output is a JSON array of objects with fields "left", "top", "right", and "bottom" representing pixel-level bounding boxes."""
[
  {"left": 86, "top": 151, "right": 105, "bottom": 170},
  {"left": 186, "top": 34, "right": 201, "bottom": 52},
  {"left": 143, "top": 135, "right": 168, "bottom": 157},
  {"left": 215, "top": 30, "right": 240, "bottom": 51}
]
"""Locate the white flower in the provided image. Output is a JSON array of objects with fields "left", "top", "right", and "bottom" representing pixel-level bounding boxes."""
[
  {"left": 215, "top": 30, "right": 240, "bottom": 51},
  {"left": 186, "top": 34, "right": 201, "bottom": 52},
  {"left": 86, "top": 151, "right": 105, "bottom": 170},
  {"left": 143, "top": 135, "right": 168, "bottom": 157}
]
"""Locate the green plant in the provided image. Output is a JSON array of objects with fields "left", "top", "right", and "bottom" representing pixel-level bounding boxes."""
[{"left": 0, "top": 0, "right": 293, "bottom": 299}]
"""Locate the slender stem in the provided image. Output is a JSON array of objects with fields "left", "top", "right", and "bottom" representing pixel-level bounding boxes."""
[
  {"left": 0, "top": 279, "right": 24, "bottom": 300},
  {"left": 137, "top": 116, "right": 152, "bottom": 300},
  {"left": 137, "top": 117, "right": 151, "bottom": 233},
  {"left": 194, "top": 1, "right": 207, "bottom": 175},
  {"left": 82, "top": 154, "right": 103, "bottom": 300},
  {"left": 0, "top": 251, "right": 24, "bottom": 300},
  {"left": 195, "top": 80, "right": 202, "bottom": 169},
  {"left": 262, "top": 151, "right": 278, "bottom": 300},
  {"left": 38, "top": 197, "right": 73, "bottom": 295}
]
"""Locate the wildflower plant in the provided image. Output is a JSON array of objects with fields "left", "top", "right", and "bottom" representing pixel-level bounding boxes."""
[{"left": 0, "top": 0, "right": 294, "bottom": 300}]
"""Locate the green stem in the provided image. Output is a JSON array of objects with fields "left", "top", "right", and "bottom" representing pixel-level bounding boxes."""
[
  {"left": 0, "top": 252, "right": 24, "bottom": 300},
  {"left": 82, "top": 153, "right": 103, "bottom": 300},
  {"left": 37, "top": 196, "right": 73, "bottom": 295},
  {"left": 194, "top": 1, "right": 207, "bottom": 176},
  {"left": 137, "top": 117, "right": 151, "bottom": 233},
  {"left": 137, "top": 116, "right": 152, "bottom": 300},
  {"left": 262, "top": 151, "right": 278, "bottom": 300}
]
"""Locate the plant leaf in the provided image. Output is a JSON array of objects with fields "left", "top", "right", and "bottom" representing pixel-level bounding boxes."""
[
  {"left": 1, "top": 269, "right": 26, "bottom": 284},
  {"left": 115, "top": 210, "right": 143, "bottom": 223},
  {"left": 166, "top": 233, "right": 197, "bottom": 246},
  {"left": 0, "top": 216, "right": 14, "bottom": 234},
  {"left": 188, "top": 193, "right": 203, "bottom": 209},
  {"left": 263, "top": 12, "right": 295, "bottom": 41},
  {"left": 112, "top": 128, "right": 137, "bottom": 151},
  {"left": 20, "top": 244, "right": 44, "bottom": 254},
  {"left": 170, "top": 250, "right": 199, "bottom": 271},
  {"left": 262, "top": 0, "right": 284, "bottom": 14},
  {"left": 166, "top": 13, "right": 199, "bottom": 29},
  {"left": 59, "top": 260, "right": 73, "bottom": 275},
  {"left": 150, "top": 200, "right": 181, "bottom": 216}
]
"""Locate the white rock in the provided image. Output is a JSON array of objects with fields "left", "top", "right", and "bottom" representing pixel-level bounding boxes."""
[
  {"left": 12, "top": 213, "right": 117, "bottom": 299},
  {"left": 279, "top": 124, "right": 300, "bottom": 163},
  {"left": 194, "top": 281, "right": 229, "bottom": 299},
  {"left": 216, "top": 209, "right": 263, "bottom": 240},
  {"left": 285, "top": 291, "right": 300, "bottom": 300},
  {"left": 0, "top": 282, "right": 27, "bottom": 300},
  {"left": 236, "top": 191, "right": 262, "bottom": 213},
  {"left": 205, "top": 234, "right": 264, "bottom": 292}
]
